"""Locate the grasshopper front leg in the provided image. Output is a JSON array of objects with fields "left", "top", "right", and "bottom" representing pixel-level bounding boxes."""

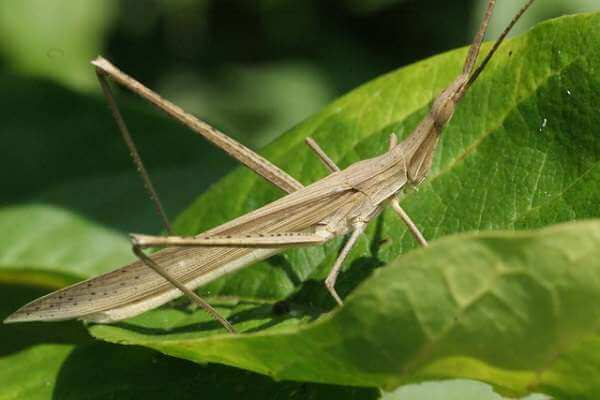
[
  {"left": 306, "top": 134, "right": 428, "bottom": 304},
  {"left": 389, "top": 197, "right": 428, "bottom": 247},
  {"left": 305, "top": 137, "right": 340, "bottom": 173}
]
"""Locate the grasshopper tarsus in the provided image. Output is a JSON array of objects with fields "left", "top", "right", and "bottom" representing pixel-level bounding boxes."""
[{"left": 326, "top": 281, "right": 344, "bottom": 307}]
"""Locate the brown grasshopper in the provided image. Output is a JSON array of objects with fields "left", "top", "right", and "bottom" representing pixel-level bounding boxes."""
[{"left": 5, "top": 0, "right": 536, "bottom": 333}]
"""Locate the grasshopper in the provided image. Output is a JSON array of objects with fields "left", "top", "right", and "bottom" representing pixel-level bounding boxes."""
[{"left": 5, "top": 0, "right": 536, "bottom": 333}]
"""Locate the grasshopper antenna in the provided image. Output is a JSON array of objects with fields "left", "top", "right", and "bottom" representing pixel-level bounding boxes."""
[
  {"left": 467, "top": 0, "right": 537, "bottom": 88},
  {"left": 461, "top": 0, "right": 496, "bottom": 78},
  {"left": 442, "top": 0, "right": 537, "bottom": 105},
  {"left": 404, "top": 0, "right": 536, "bottom": 184},
  {"left": 426, "top": 0, "right": 497, "bottom": 114}
]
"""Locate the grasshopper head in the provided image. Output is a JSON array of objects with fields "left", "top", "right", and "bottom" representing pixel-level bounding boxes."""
[{"left": 430, "top": 74, "right": 468, "bottom": 129}]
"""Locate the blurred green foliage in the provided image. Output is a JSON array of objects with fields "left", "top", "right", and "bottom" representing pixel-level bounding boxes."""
[
  {"left": 0, "top": 0, "right": 117, "bottom": 90},
  {"left": 0, "top": 1, "right": 597, "bottom": 399}
]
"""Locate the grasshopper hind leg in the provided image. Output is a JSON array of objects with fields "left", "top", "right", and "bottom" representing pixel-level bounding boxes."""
[
  {"left": 95, "top": 68, "right": 173, "bottom": 234},
  {"left": 132, "top": 245, "right": 236, "bottom": 333}
]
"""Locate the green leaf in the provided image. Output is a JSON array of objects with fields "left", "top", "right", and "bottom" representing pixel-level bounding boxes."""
[
  {"left": 171, "top": 12, "right": 600, "bottom": 302},
  {"left": 0, "top": 285, "right": 378, "bottom": 400},
  {"left": 84, "top": 13, "right": 600, "bottom": 398},
  {"left": 91, "top": 220, "right": 600, "bottom": 398},
  {"left": 0, "top": 205, "right": 133, "bottom": 288},
  {"left": 0, "top": 343, "right": 379, "bottom": 400}
]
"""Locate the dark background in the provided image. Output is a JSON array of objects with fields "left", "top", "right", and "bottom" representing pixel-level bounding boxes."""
[{"left": 1, "top": 0, "right": 595, "bottom": 233}]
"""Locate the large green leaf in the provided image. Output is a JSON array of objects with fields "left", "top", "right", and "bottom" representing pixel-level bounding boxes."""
[
  {"left": 0, "top": 284, "right": 378, "bottom": 400},
  {"left": 91, "top": 220, "right": 600, "bottom": 398},
  {"left": 0, "top": 286, "right": 527, "bottom": 400},
  {"left": 169, "top": 12, "right": 600, "bottom": 301},
  {"left": 0, "top": 343, "right": 379, "bottom": 400},
  {"left": 0, "top": 205, "right": 133, "bottom": 288}
]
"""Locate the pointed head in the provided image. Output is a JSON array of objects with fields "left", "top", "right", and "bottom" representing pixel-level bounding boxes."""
[
  {"left": 429, "top": 0, "right": 537, "bottom": 134},
  {"left": 430, "top": 74, "right": 468, "bottom": 129}
]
